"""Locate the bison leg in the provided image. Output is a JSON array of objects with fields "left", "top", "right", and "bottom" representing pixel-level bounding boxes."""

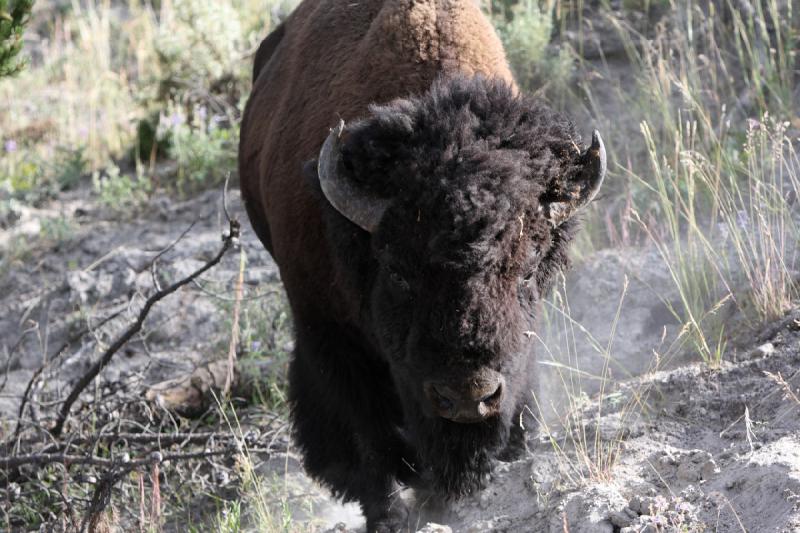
[
  {"left": 497, "top": 366, "right": 538, "bottom": 462},
  {"left": 288, "top": 323, "right": 416, "bottom": 532}
]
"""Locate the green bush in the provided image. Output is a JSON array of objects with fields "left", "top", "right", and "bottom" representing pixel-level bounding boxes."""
[
  {"left": 159, "top": 104, "right": 238, "bottom": 192},
  {"left": 92, "top": 164, "right": 151, "bottom": 212},
  {"left": 1, "top": 145, "right": 87, "bottom": 204},
  {"left": 0, "top": 0, "right": 33, "bottom": 77},
  {"left": 491, "top": 0, "right": 573, "bottom": 95},
  {"left": 39, "top": 215, "right": 75, "bottom": 246},
  {"left": 153, "top": 0, "right": 243, "bottom": 102}
]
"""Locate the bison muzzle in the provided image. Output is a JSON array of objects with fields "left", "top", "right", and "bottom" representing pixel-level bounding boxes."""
[{"left": 238, "top": 1, "right": 606, "bottom": 531}]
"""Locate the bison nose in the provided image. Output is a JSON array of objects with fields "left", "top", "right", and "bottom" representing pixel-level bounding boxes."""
[{"left": 423, "top": 371, "right": 505, "bottom": 423}]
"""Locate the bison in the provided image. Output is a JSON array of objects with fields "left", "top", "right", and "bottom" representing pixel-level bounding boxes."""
[{"left": 238, "top": 1, "right": 605, "bottom": 530}]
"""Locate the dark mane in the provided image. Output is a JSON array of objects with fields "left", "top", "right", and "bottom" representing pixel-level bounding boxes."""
[{"left": 340, "top": 75, "right": 584, "bottom": 293}]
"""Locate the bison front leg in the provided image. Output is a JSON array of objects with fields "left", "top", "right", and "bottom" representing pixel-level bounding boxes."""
[{"left": 288, "top": 325, "right": 416, "bottom": 532}]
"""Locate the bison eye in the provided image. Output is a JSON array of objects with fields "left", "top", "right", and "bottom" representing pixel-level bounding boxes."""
[{"left": 388, "top": 269, "right": 410, "bottom": 292}]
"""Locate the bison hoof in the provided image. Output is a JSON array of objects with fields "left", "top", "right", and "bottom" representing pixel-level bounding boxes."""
[
  {"left": 496, "top": 423, "right": 528, "bottom": 462},
  {"left": 366, "top": 504, "right": 409, "bottom": 533}
]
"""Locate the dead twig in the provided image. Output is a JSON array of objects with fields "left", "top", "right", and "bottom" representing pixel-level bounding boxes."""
[
  {"left": 764, "top": 370, "right": 800, "bottom": 406},
  {"left": 51, "top": 217, "right": 240, "bottom": 437},
  {"left": 14, "top": 309, "right": 124, "bottom": 440},
  {"left": 148, "top": 220, "right": 198, "bottom": 292},
  {"left": 0, "top": 445, "right": 241, "bottom": 471},
  {"left": 224, "top": 245, "right": 246, "bottom": 396},
  {"left": 13, "top": 430, "right": 264, "bottom": 458}
]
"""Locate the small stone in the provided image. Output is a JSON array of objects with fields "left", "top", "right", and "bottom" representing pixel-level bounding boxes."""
[
  {"left": 749, "top": 342, "right": 775, "bottom": 359},
  {"left": 628, "top": 495, "right": 645, "bottom": 514},
  {"left": 610, "top": 510, "right": 634, "bottom": 527}
]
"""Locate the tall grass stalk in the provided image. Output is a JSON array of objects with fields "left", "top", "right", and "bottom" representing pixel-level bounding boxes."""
[
  {"left": 532, "top": 274, "right": 653, "bottom": 483},
  {"left": 575, "top": 0, "right": 800, "bottom": 363}
]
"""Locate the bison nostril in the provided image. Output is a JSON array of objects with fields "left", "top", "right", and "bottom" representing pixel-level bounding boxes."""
[
  {"left": 480, "top": 383, "right": 502, "bottom": 405},
  {"left": 436, "top": 397, "right": 454, "bottom": 411},
  {"left": 431, "top": 386, "right": 455, "bottom": 411}
]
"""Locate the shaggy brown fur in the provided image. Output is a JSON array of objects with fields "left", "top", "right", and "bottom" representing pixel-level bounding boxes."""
[
  {"left": 239, "top": 2, "right": 595, "bottom": 532},
  {"left": 240, "top": 0, "right": 513, "bottom": 319}
]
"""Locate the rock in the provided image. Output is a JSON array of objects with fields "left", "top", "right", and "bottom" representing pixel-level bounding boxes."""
[
  {"left": 739, "top": 342, "right": 777, "bottom": 361},
  {"left": 628, "top": 495, "right": 646, "bottom": 514},
  {"left": 676, "top": 450, "right": 719, "bottom": 482},
  {"left": 144, "top": 357, "right": 285, "bottom": 417},
  {"left": 609, "top": 509, "right": 635, "bottom": 527},
  {"left": 67, "top": 270, "right": 115, "bottom": 304},
  {"left": 554, "top": 484, "right": 627, "bottom": 533},
  {"left": 416, "top": 524, "right": 452, "bottom": 533},
  {"left": 145, "top": 359, "right": 236, "bottom": 417}
]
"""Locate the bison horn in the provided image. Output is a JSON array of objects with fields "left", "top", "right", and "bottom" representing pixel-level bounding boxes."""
[
  {"left": 317, "top": 120, "right": 389, "bottom": 233},
  {"left": 543, "top": 130, "right": 606, "bottom": 226}
]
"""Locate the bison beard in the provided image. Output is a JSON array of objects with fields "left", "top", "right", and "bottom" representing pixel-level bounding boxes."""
[{"left": 407, "top": 402, "right": 512, "bottom": 497}]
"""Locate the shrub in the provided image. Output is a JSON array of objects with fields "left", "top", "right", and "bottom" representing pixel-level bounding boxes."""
[
  {"left": 92, "top": 164, "right": 151, "bottom": 212},
  {"left": 491, "top": 0, "right": 573, "bottom": 96},
  {"left": 1, "top": 144, "right": 87, "bottom": 204},
  {"left": 159, "top": 104, "right": 238, "bottom": 192},
  {"left": 39, "top": 215, "right": 75, "bottom": 247},
  {"left": 153, "top": 0, "right": 243, "bottom": 102},
  {"left": 0, "top": 0, "right": 33, "bottom": 77}
]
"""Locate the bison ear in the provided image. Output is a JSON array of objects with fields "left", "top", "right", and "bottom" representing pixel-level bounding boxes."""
[
  {"left": 542, "top": 130, "right": 606, "bottom": 227},
  {"left": 317, "top": 120, "right": 390, "bottom": 233}
]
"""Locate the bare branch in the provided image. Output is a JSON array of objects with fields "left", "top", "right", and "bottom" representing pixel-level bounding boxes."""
[
  {"left": 51, "top": 218, "right": 241, "bottom": 437},
  {"left": 1, "top": 446, "right": 239, "bottom": 473},
  {"left": 15, "top": 309, "right": 124, "bottom": 440}
]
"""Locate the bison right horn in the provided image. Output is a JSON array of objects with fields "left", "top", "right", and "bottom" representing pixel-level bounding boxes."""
[
  {"left": 543, "top": 130, "right": 606, "bottom": 227},
  {"left": 317, "top": 119, "right": 390, "bottom": 233}
]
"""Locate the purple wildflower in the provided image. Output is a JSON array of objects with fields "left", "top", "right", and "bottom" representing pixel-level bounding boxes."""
[
  {"left": 651, "top": 514, "right": 667, "bottom": 526},
  {"left": 4, "top": 139, "right": 18, "bottom": 153}
]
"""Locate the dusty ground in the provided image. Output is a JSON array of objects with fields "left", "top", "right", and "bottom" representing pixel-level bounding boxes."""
[{"left": 2, "top": 183, "right": 798, "bottom": 532}]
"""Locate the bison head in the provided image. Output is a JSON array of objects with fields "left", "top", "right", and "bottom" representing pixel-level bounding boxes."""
[{"left": 307, "top": 76, "right": 605, "bottom": 496}]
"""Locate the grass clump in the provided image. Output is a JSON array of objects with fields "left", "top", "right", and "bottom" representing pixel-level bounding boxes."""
[
  {"left": 532, "top": 274, "right": 645, "bottom": 484},
  {"left": 92, "top": 163, "right": 152, "bottom": 212},
  {"left": 557, "top": 0, "right": 800, "bottom": 363}
]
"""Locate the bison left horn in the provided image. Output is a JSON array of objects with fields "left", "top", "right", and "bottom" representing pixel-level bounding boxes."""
[
  {"left": 317, "top": 120, "right": 390, "bottom": 233},
  {"left": 543, "top": 130, "right": 606, "bottom": 227}
]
